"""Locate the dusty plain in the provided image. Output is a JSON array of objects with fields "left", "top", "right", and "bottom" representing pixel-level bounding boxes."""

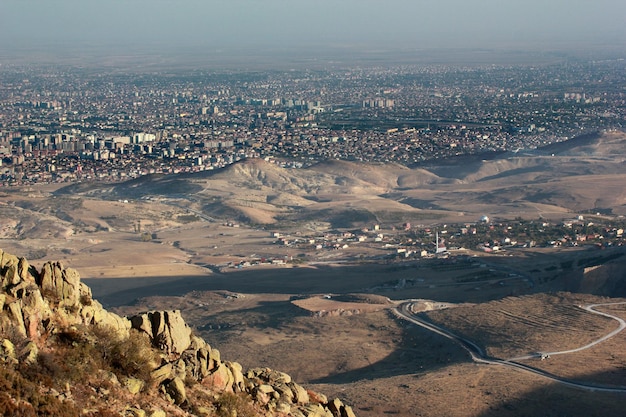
[{"left": 2, "top": 132, "right": 626, "bottom": 416}]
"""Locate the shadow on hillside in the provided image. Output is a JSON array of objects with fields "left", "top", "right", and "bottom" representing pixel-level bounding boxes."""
[
  {"left": 85, "top": 263, "right": 426, "bottom": 308},
  {"left": 85, "top": 261, "right": 521, "bottom": 309},
  {"left": 310, "top": 313, "right": 471, "bottom": 384},
  {"left": 85, "top": 275, "right": 214, "bottom": 308},
  {"left": 194, "top": 299, "right": 310, "bottom": 331},
  {"left": 474, "top": 368, "right": 626, "bottom": 417}
]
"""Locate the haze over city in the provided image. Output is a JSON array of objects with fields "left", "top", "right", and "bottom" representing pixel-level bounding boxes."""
[
  {"left": 2, "top": 0, "right": 626, "bottom": 65},
  {"left": 2, "top": 1, "right": 626, "bottom": 417}
]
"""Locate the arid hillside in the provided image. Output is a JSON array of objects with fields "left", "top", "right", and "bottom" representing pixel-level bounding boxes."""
[
  {"left": 1, "top": 132, "right": 626, "bottom": 416},
  {"left": 108, "top": 274, "right": 626, "bottom": 417},
  {"left": 50, "top": 131, "right": 626, "bottom": 227},
  {"left": 0, "top": 249, "right": 356, "bottom": 416}
]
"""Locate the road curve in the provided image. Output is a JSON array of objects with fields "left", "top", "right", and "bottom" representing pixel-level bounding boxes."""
[
  {"left": 393, "top": 301, "right": 626, "bottom": 393},
  {"left": 508, "top": 302, "right": 626, "bottom": 361}
]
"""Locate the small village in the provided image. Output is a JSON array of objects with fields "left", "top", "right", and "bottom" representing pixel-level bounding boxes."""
[{"left": 215, "top": 214, "right": 626, "bottom": 271}]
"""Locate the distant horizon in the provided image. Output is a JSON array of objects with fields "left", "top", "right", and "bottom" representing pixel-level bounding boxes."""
[
  {"left": 2, "top": 0, "right": 625, "bottom": 68},
  {"left": 2, "top": 43, "right": 625, "bottom": 71}
]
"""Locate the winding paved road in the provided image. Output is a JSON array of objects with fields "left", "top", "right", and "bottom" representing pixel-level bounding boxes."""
[
  {"left": 508, "top": 302, "right": 626, "bottom": 361},
  {"left": 393, "top": 301, "right": 626, "bottom": 392}
]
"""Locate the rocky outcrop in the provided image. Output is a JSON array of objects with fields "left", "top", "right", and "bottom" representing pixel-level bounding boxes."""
[
  {"left": 0, "top": 249, "right": 131, "bottom": 343},
  {"left": 130, "top": 310, "right": 192, "bottom": 355},
  {"left": 0, "top": 249, "right": 357, "bottom": 416}
]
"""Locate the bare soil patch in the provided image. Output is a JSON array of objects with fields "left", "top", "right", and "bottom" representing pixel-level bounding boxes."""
[{"left": 291, "top": 294, "right": 394, "bottom": 317}]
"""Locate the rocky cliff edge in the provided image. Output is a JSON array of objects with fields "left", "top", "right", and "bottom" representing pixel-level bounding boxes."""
[{"left": 0, "top": 249, "right": 356, "bottom": 417}]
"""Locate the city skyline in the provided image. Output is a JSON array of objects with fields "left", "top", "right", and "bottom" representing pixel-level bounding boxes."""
[{"left": 1, "top": 0, "right": 625, "bottom": 65}]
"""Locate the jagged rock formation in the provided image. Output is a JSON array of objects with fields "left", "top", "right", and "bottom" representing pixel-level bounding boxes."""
[
  {"left": 0, "top": 250, "right": 129, "bottom": 342},
  {"left": 0, "top": 249, "right": 356, "bottom": 417}
]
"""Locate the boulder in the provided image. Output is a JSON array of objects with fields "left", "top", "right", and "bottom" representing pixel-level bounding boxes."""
[
  {"left": 327, "top": 398, "right": 343, "bottom": 416},
  {"left": 97, "top": 309, "right": 131, "bottom": 335},
  {"left": 308, "top": 390, "right": 328, "bottom": 404},
  {"left": 124, "top": 407, "right": 146, "bottom": 417},
  {"left": 176, "top": 343, "right": 221, "bottom": 382},
  {"left": 164, "top": 377, "right": 187, "bottom": 405},
  {"left": 0, "top": 251, "right": 20, "bottom": 288},
  {"left": 17, "top": 257, "right": 36, "bottom": 283},
  {"left": 274, "top": 382, "right": 295, "bottom": 403},
  {"left": 247, "top": 367, "right": 291, "bottom": 384},
  {"left": 0, "top": 249, "right": 18, "bottom": 269},
  {"left": 171, "top": 358, "right": 186, "bottom": 380},
  {"left": 193, "top": 407, "right": 213, "bottom": 417},
  {"left": 257, "top": 384, "right": 275, "bottom": 395},
  {"left": 5, "top": 300, "right": 26, "bottom": 337},
  {"left": 196, "top": 347, "right": 210, "bottom": 377},
  {"left": 276, "top": 402, "right": 292, "bottom": 414},
  {"left": 277, "top": 370, "right": 292, "bottom": 384},
  {"left": 130, "top": 310, "right": 191, "bottom": 355},
  {"left": 254, "top": 388, "right": 272, "bottom": 405},
  {"left": 302, "top": 403, "right": 333, "bottom": 417},
  {"left": 203, "top": 363, "right": 234, "bottom": 392},
  {"left": 208, "top": 346, "right": 221, "bottom": 369},
  {"left": 36, "top": 261, "right": 93, "bottom": 314},
  {"left": 97, "top": 370, "right": 120, "bottom": 386},
  {"left": 189, "top": 335, "right": 208, "bottom": 350},
  {"left": 151, "top": 363, "right": 174, "bottom": 385},
  {"left": 3, "top": 263, "right": 20, "bottom": 288},
  {"left": 341, "top": 405, "right": 357, "bottom": 417},
  {"left": 0, "top": 339, "right": 16, "bottom": 363},
  {"left": 20, "top": 340, "right": 38, "bottom": 365},
  {"left": 225, "top": 361, "right": 245, "bottom": 392},
  {"left": 20, "top": 287, "right": 52, "bottom": 341},
  {"left": 79, "top": 304, "right": 99, "bottom": 325},
  {"left": 180, "top": 344, "right": 218, "bottom": 381},
  {"left": 123, "top": 377, "right": 145, "bottom": 395},
  {"left": 152, "top": 310, "right": 191, "bottom": 354},
  {"left": 289, "top": 382, "right": 310, "bottom": 405},
  {"left": 130, "top": 313, "right": 152, "bottom": 335}
]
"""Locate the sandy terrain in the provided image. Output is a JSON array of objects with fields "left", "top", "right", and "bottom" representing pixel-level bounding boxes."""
[
  {"left": 3, "top": 132, "right": 626, "bottom": 416},
  {"left": 110, "top": 287, "right": 626, "bottom": 417}
]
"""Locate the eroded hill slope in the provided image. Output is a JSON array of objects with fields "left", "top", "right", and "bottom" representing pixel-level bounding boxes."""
[{"left": 51, "top": 131, "right": 626, "bottom": 226}]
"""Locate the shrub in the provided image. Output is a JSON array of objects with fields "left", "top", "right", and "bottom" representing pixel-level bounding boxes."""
[
  {"left": 43, "top": 326, "right": 103, "bottom": 383},
  {"left": 42, "top": 325, "right": 159, "bottom": 386},
  {"left": 0, "top": 366, "right": 80, "bottom": 417},
  {"left": 215, "top": 392, "right": 259, "bottom": 417},
  {"left": 0, "top": 393, "right": 36, "bottom": 417},
  {"left": 0, "top": 326, "right": 28, "bottom": 350},
  {"left": 92, "top": 326, "right": 160, "bottom": 384},
  {"left": 22, "top": 350, "right": 69, "bottom": 387}
]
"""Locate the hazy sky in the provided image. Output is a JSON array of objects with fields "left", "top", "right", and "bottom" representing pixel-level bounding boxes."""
[{"left": 1, "top": 0, "right": 625, "bottom": 59}]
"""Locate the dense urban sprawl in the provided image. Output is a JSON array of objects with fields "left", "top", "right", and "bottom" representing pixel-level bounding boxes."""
[{"left": 0, "top": 59, "right": 625, "bottom": 185}]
